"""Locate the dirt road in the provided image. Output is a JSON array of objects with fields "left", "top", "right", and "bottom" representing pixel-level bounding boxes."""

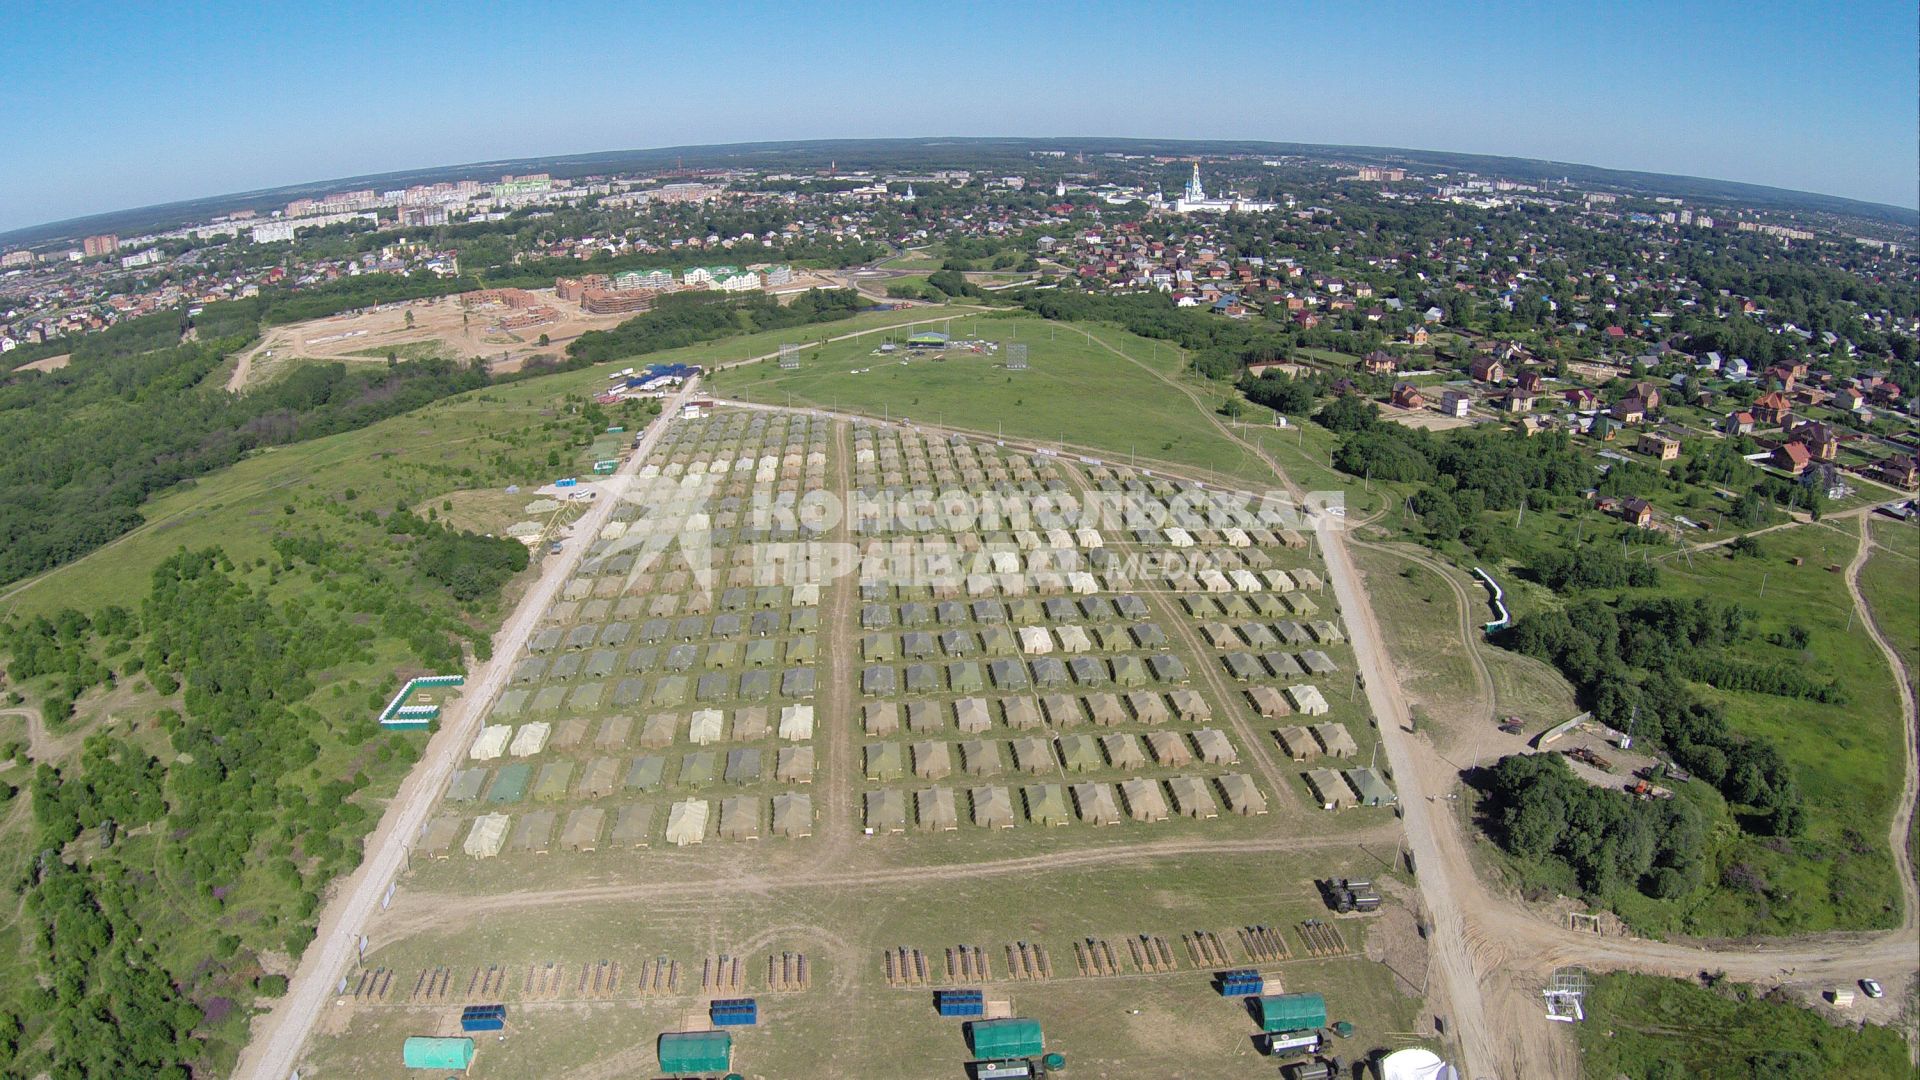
[{"left": 235, "top": 381, "right": 699, "bottom": 1080}]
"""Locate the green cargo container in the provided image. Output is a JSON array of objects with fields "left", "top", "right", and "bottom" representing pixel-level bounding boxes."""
[
  {"left": 1255, "top": 992, "right": 1327, "bottom": 1033},
  {"left": 968, "top": 1017, "right": 1044, "bottom": 1058},
  {"left": 594, "top": 459, "right": 619, "bottom": 474},
  {"left": 658, "top": 1030, "right": 731, "bottom": 1073},
  {"left": 403, "top": 1035, "right": 475, "bottom": 1070}
]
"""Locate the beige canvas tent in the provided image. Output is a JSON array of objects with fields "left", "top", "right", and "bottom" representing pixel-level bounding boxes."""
[
  {"left": 1071, "top": 782, "right": 1122, "bottom": 825},
  {"left": 776, "top": 744, "right": 816, "bottom": 783},
  {"left": 1100, "top": 733, "right": 1145, "bottom": 769},
  {"left": 865, "top": 788, "right": 907, "bottom": 832},
  {"left": 959, "top": 739, "right": 1001, "bottom": 776},
  {"left": 1167, "top": 775, "right": 1218, "bottom": 818},
  {"left": 561, "top": 807, "right": 606, "bottom": 851},
  {"left": 1086, "top": 693, "right": 1127, "bottom": 727},
  {"left": 772, "top": 793, "right": 812, "bottom": 838},
  {"left": 1276, "top": 726, "right": 1320, "bottom": 760},
  {"left": 638, "top": 713, "right": 676, "bottom": 748},
  {"left": 1169, "top": 689, "right": 1212, "bottom": 721},
  {"left": 470, "top": 725, "right": 511, "bottom": 762},
  {"left": 915, "top": 786, "right": 959, "bottom": 831},
  {"left": 1126, "top": 691, "right": 1171, "bottom": 725},
  {"left": 610, "top": 803, "right": 653, "bottom": 847},
  {"left": 1011, "top": 736, "right": 1054, "bottom": 774},
  {"left": 666, "top": 798, "right": 710, "bottom": 846},
  {"left": 1002, "top": 696, "right": 1043, "bottom": 729},
  {"left": 1192, "top": 728, "right": 1238, "bottom": 765},
  {"left": 970, "top": 785, "right": 1016, "bottom": 829},
  {"left": 689, "top": 709, "right": 727, "bottom": 745},
  {"left": 954, "top": 697, "right": 992, "bottom": 734},
  {"left": 864, "top": 701, "right": 901, "bottom": 735},
  {"left": 1145, "top": 730, "right": 1194, "bottom": 767},
  {"left": 509, "top": 810, "right": 556, "bottom": 854},
  {"left": 1247, "top": 686, "right": 1291, "bottom": 719},
  {"left": 1119, "top": 778, "right": 1170, "bottom": 822},
  {"left": 1218, "top": 773, "right": 1269, "bottom": 815},
  {"left": 1312, "top": 723, "right": 1359, "bottom": 758},
  {"left": 732, "top": 706, "right": 770, "bottom": 740},
  {"left": 578, "top": 757, "right": 620, "bottom": 799},
  {"left": 719, "top": 796, "right": 761, "bottom": 841},
  {"left": 911, "top": 741, "right": 954, "bottom": 780}
]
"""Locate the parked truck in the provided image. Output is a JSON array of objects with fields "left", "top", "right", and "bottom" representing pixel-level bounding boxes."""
[{"left": 1322, "top": 878, "right": 1382, "bottom": 914}]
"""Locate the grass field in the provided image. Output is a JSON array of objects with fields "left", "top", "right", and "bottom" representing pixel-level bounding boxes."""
[
  {"left": 1576, "top": 972, "right": 1911, "bottom": 1079},
  {"left": 724, "top": 315, "right": 1315, "bottom": 492}
]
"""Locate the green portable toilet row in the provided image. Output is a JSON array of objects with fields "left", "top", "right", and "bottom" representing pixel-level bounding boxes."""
[
  {"left": 659, "top": 1029, "right": 732, "bottom": 1073},
  {"left": 1255, "top": 992, "right": 1327, "bottom": 1033},
  {"left": 403, "top": 1036, "right": 475, "bottom": 1071},
  {"left": 968, "top": 1017, "right": 1044, "bottom": 1058}
]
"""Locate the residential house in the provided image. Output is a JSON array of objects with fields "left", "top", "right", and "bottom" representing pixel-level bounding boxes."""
[
  {"left": 1468, "top": 357, "right": 1506, "bottom": 383},
  {"left": 1870, "top": 454, "right": 1919, "bottom": 489},
  {"left": 1598, "top": 496, "right": 1654, "bottom": 527},
  {"left": 1765, "top": 365, "right": 1798, "bottom": 391},
  {"left": 1515, "top": 369, "right": 1545, "bottom": 394},
  {"left": 1406, "top": 325, "right": 1429, "bottom": 346},
  {"left": 1500, "top": 388, "right": 1536, "bottom": 414},
  {"left": 1786, "top": 421, "right": 1839, "bottom": 462},
  {"left": 1361, "top": 350, "right": 1397, "bottom": 376},
  {"left": 1771, "top": 441, "right": 1812, "bottom": 475},
  {"left": 1611, "top": 397, "right": 1647, "bottom": 424},
  {"left": 1637, "top": 432, "right": 1681, "bottom": 461},
  {"left": 1721, "top": 410, "right": 1755, "bottom": 435},
  {"left": 1439, "top": 389, "right": 1472, "bottom": 418},
  {"left": 1751, "top": 391, "right": 1792, "bottom": 426},
  {"left": 1563, "top": 387, "right": 1600, "bottom": 410},
  {"left": 1627, "top": 381, "right": 1663, "bottom": 410},
  {"left": 1390, "top": 383, "right": 1427, "bottom": 410}
]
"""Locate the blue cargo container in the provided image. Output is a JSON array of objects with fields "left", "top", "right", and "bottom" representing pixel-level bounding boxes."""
[
  {"left": 555, "top": 477, "right": 578, "bottom": 488},
  {"left": 935, "top": 989, "right": 986, "bottom": 1017},
  {"left": 1217, "top": 969, "right": 1264, "bottom": 997},
  {"left": 710, "top": 998, "right": 757, "bottom": 1026},
  {"left": 461, "top": 1004, "right": 506, "bottom": 1032}
]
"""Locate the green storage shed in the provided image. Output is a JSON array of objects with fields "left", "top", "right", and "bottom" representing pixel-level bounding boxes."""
[
  {"left": 659, "top": 1030, "right": 732, "bottom": 1073},
  {"left": 403, "top": 1036, "right": 476, "bottom": 1071},
  {"left": 1255, "top": 992, "right": 1327, "bottom": 1033},
  {"left": 968, "top": 1017, "right": 1044, "bottom": 1058}
]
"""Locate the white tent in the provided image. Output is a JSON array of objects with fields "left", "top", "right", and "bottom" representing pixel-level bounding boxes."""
[
  {"left": 1018, "top": 626, "right": 1054, "bottom": 655},
  {"left": 464, "top": 813, "right": 511, "bottom": 858},
  {"left": 1285, "top": 684, "right": 1330, "bottom": 716},
  {"left": 509, "top": 721, "right": 551, "bottom": 757},
  {"left": 469, "top": 725, "right": 511, "bottom": 761},
  {"left": 689, "top": 709, "right": 726, "bottom": 745},
  {"left": 779, "top": 704, "right": 816, "bottom": 741}
]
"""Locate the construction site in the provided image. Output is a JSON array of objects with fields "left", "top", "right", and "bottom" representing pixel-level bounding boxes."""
[{"left": 298, "top": 406, "right": 1434, "bottom": 1078}]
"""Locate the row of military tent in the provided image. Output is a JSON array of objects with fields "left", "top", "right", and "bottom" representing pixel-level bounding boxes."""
[
  {"left": 449, "top": 745, "right": 818, "bottom": 802},
  {"left": 860, "top": 727, "right": 1240, "bottom": 780},
  {"left": 860, "top": 653, "right": 1187, "bottom": 695},
  {"left": 477, "top": 708, "right": 820, "bottom": 753},
  {"left": 861, "top": 773, "right": 1264, "bottom": 830},
  {"left": 859, "top": 595, "right": 1150, "bottom": 627},
  {"left": 499, "top": 667, "right": 817, "bottom": 711}
]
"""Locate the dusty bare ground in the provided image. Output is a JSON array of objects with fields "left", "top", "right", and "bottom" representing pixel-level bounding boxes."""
[
  {"left": 1380, "top": 407, "right": 1475, "bottom": 432},
  {"left": 11, "top": 352, "right": 70, "bottom": 373},
  {"left": 225, "top": 289, "right": 633, "bottom": 391}
]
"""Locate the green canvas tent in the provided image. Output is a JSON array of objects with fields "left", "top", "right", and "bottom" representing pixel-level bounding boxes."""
[
  {"left": 1255, "top": 992, "right": 1327, "bottom": 1033},
  {"left": 404, "top": 1036, "right": 475, "bottom": 1071},
  {"left": 658, "top": 1030, "right": 731, "bottom": 1073},
  {"left": 968, "top": 1017, "right": 1044, "bottom": 1058}
]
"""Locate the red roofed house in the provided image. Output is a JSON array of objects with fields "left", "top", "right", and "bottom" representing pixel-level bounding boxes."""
[
  {"left": 1361, "top": 350, "right": 1397, "bottom": 376},
  {"left": 1751, "top": 391, "right": 1793, "bottom": 426},
  {"left": 1468, "top": 357, "right": 1506, "bottom": 383},
  {"left": 1563, "top": 387, "right": 1600, "bottom": 410},
  {"left": 1390, "top": 383, "right": 1427, "bottom": 409},
  {"left": 1721, "top": 410, "right": 1755, "bottom": 435},
  {"left": 1611, "top": 397, "right": 1647, "bottom": 424},
  {"left": 1771, "top": 441, "right": 1812, "bottom": 475}
]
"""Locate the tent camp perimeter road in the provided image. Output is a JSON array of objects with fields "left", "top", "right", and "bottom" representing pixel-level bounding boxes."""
[{"left": 237, "top": 380, "right": 699, "bottom": 1080}]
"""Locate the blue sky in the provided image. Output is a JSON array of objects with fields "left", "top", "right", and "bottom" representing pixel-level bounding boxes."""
[{"left": 1, "top": 0, "right": 1914, "bottom": 232}]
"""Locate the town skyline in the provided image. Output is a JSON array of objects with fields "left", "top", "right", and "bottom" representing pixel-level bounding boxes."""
[{"left": 3, "top": 0, "right": 1915, "bottom": 233}]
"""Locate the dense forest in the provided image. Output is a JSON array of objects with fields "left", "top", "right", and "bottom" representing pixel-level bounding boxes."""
[
  {"left": 566, "top": 288, "right": 865, "bottom": 365},
  {"left": 1480, "top": 753, "right": 1707, "bottom": 898}
]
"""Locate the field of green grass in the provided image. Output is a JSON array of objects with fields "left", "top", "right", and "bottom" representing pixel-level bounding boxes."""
[
  {"left": 724, "top": 315, "right": 1317, "bottom": 492},
  {"left": 1576, "top": 972, "right": 1911, "bottom": 1079}
]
